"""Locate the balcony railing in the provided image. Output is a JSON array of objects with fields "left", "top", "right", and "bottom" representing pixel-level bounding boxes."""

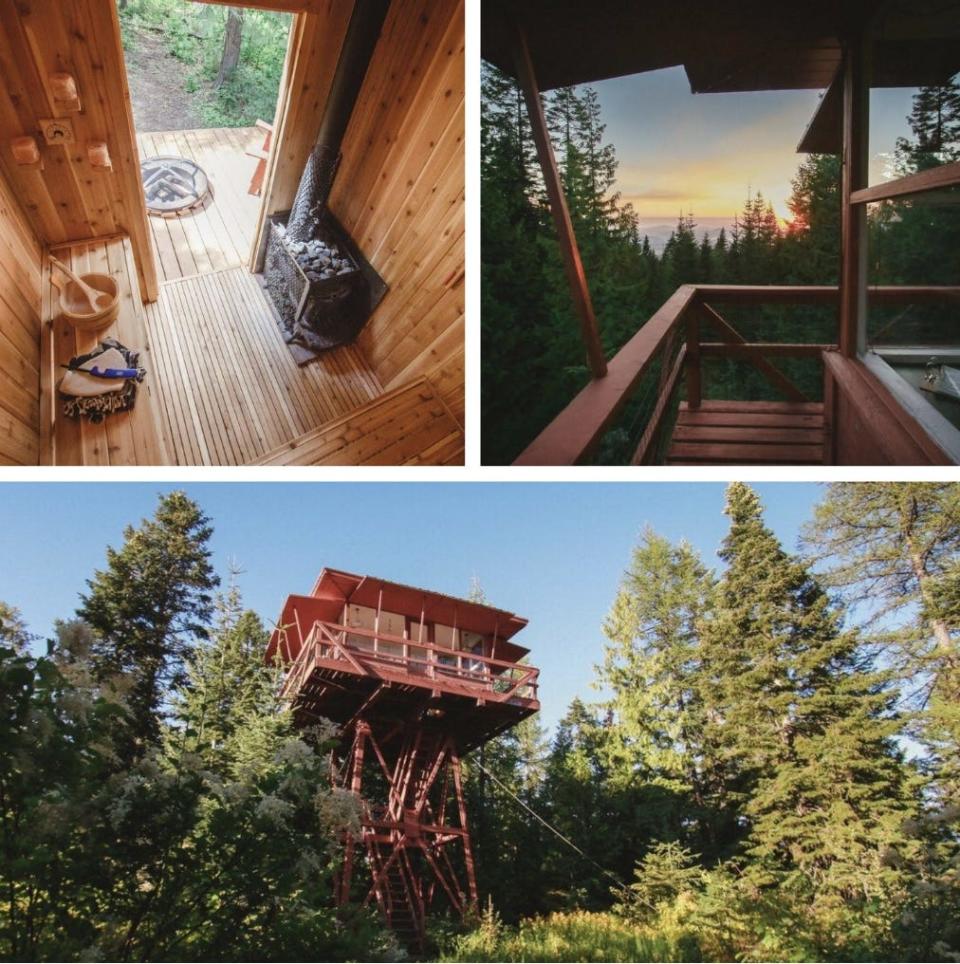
[
  {"left": 514, "top": 284, "right": 960, "bottom": 466},
  {"left": 280, "top": 620, "right": 540, "bottom": 704}
]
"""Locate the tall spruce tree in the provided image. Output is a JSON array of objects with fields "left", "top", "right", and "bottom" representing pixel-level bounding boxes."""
[
  {"left": 598, "top": 529, "right": 721, "bottom": 857},
  {"left": 703, "top": 484, "right": 918, "bottom": 939},
  {"left": 78, "top": 491, "right": 219, "bottom": 757}
]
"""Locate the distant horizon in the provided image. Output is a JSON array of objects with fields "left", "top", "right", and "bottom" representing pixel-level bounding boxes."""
[{"left": 587, "top": 66, "right": 918, "bottom": 222}]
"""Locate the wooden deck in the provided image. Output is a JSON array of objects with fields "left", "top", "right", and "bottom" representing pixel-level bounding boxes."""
[
  {"left": 257, "top": 376, "right": 464, "bottom": 466},
  {"left": 136, "top": 127, "right": 263, "bottom": 283},
  {"left": 144, "top": 267, "right": 382, "bottom": 465},
  {"left": 666, "top": 400, "right": 826, "bottom": 464}
]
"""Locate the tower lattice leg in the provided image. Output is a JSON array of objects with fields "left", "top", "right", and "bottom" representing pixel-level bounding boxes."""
[{"left": 334, "top": 719, "right": 478, "bottom": 950}]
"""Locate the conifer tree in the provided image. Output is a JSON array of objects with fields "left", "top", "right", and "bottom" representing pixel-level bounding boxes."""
[
  {"left": 807, "top": 482, "right": 960, "bottom": 808},
  {"left": 78, "top": 491, "right": 219, "bottom": 757},
  {"left": 175, "top": 571, "right": 280, "bottom": 769},
  {"left": 598, "top": 529, "right": 720, "bottom": 856},
  {"left": 704, "top": 484, "right": 918, "bottom": 920}
]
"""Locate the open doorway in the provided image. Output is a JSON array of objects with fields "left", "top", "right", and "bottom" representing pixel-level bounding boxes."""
[{"left": 117, "top": 0, "right": 291, "bottom": 282}]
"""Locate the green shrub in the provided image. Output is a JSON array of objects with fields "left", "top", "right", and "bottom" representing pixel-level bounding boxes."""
[{"left": 439, "top": 910, "right": 702, "bottom": 963}]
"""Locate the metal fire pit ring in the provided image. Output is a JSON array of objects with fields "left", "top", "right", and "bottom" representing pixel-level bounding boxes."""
[{"left": 141, "top": 155, "right": 210, "bottom": 217}]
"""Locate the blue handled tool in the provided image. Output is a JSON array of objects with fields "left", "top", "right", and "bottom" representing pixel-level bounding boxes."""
[{"left": 86, "top": 366, "right": 138, "bottom": 379}]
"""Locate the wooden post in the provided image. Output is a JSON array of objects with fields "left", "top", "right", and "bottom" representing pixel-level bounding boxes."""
[
  {"left": 339, "top": 724, "right": 367, "bottom": 905},
  {"left": 840, "top": 33, "right": 870, "bottom": 357},
  {"left": 449, "top": 742, "right": 479, "bottom": 906},
  {"left": 511, "top": 24, "right": 607, "bottom": 378},
  {"left": 685, "top": 306, "right": 702, "bottom": 409}
]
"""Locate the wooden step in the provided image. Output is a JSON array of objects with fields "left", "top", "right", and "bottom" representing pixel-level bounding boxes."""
[
  {"left": 254, "top": 376, "right": 464, "bottom": 466},
  {"left": 667, "top": 400, "right": 826, "bottom": 465}
]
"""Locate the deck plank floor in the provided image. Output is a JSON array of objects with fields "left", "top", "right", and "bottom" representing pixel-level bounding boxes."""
[
  {"left": 667, "top": 400, "right": 826, "bottom": 464},
  {"left": 137, "top": 127, "right": 263, "bottom": 284},
  {"left": 144, "top": 267, "right": 384, "bottom": 465}
]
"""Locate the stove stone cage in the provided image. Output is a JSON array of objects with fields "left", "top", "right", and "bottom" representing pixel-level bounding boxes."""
[{"left": 263, "top": 211, "right": 385, "bottom": 358}]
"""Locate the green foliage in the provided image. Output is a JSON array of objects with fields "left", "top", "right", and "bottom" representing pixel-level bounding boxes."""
[
  {"left": 0, "top": 491, "right": 394, "bottom": 962},
  {"left": 440, "top": 909, "right": 699, "bottom": 963},
  {"left": 79, "top": 490, "right": 218, "bottom": 757},
  {"left": 620, "top": 843, "right": 705, "bottom": 923},
  {"left": 119, "top": 1, "right": 290, "bottom": 127}
]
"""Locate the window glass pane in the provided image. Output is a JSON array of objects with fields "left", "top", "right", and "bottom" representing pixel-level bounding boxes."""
[{"left": 866, "top": 187, "right": 960, "bottom": 433}]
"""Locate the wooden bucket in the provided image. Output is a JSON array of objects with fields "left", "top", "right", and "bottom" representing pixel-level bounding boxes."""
[{"left": 53, "top": 271, "right": 120, "bottom": 332}]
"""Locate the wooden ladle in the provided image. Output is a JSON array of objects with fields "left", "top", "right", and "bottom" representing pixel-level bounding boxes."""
[{"left": 49, "top": 255, "right": 113, "bottom": 313}]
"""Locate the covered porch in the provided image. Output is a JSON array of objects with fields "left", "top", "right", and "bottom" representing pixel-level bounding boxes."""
[{"left": 485, "top": 0, "right": 960, "bottom": 466}]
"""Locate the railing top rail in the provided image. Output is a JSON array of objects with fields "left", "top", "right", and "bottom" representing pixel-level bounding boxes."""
[
  {"left": 304, "top": 620, "right": 540, "bottom": 678},
  {"left": 513, "top": 283, "right": 960, "bottom": 466},
  {"left": 849, "top": 160, "right": 960, "bottom": 206},
  {"left": 514, "top": 284, "right": 698, "bottom": 466},
  {"left": 696, "top": 285, "right": 960, "bottom": 305}
]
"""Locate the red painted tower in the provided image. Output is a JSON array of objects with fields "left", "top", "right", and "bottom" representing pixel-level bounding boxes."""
[{"left": 266, "top": 568, "right": 539, "bottom": 948}]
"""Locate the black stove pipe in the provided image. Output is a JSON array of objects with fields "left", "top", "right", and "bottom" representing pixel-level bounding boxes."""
[{"left": 286, "top": 0, "right": 392, "bottom": 239}]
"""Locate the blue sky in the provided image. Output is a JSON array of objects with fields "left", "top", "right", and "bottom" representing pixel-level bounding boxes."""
[
  {"left": 0, "top": 482, "right": 822, "bottom": 735},
  {"left": 591, "top": 67, "right": 917, "bottom": 222}
]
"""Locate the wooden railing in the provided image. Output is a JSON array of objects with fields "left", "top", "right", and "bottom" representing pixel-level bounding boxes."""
[
  {"left": 280, "top": 620, "right": 540, "bottom": 704},
  {"left": 514, "top": 284, "right": 960, "bottom": 466}
]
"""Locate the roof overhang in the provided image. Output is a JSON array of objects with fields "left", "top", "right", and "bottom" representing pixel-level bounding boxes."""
[{"left": 482, "top": 1, "right": 960, "bottom": 100}]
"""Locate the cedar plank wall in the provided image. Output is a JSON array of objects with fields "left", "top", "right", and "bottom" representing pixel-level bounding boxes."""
[
  {"left": 0, "top": 0, "right": 157, "bottom": 300},
  {"left": 330, "top": 0, "right": 465, "bottom": 423},
  {"left": 0, "top": 168, "right": 42, "bottom": 465}
]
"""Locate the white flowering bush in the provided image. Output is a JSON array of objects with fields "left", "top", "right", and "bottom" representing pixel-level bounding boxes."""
[{"left": 0, "top": 601, "right": 391, "bottom": 961}]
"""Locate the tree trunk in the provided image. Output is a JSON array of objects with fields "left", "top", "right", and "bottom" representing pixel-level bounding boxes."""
[{"left": 215, "top": 8, "right": 243, "bottom": 89}]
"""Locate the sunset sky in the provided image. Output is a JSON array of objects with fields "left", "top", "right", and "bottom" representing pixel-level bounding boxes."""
[{"left": 591, "top": 67, "right": 917, "bottom": 226}]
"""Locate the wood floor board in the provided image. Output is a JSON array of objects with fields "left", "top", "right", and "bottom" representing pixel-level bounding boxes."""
[
  {"left": 137, "top": 127, "right": 262, "bottom": 284},
  {"left": 144, "top": 267, "right": 384, "bottom": 465},
  {"left": 666, "top": 400, "right": 826, "bottom": 465}
]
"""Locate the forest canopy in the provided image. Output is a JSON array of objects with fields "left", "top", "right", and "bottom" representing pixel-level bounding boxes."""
[{"left": 2, "top": 484, "right": 959, "bottom": 962}]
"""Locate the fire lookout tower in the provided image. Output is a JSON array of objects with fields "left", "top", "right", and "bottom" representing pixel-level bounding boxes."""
[{"left": 266, "top": 568, "right": 540, "bottom": 947}]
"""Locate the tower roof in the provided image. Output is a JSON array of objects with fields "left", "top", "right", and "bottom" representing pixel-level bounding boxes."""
[{"left": 266, "top": 567, "right": 530, "bottom": 665}]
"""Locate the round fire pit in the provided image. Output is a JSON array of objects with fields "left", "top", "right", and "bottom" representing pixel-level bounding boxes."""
[{"left": 141, "top": 155, "right": 210, "bottom": 217}]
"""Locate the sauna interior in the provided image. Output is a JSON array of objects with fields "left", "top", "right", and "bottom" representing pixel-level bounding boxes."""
[{"left": 0, "top": 0, "right": 464, "bottom": 466}]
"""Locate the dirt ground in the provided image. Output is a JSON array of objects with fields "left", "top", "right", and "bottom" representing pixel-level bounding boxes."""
[{"left": 123, "top": 23, "right": 206, "bottom": 132}]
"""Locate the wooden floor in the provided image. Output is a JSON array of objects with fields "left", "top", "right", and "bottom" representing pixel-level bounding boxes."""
[
  {"left": 136, "top": 127, "right": 263, "bottom": 283},
  {"left": 257, "top": 376, "right": 464, "bottom": 466},
  {"left": 145, "top": 267, "right": 383, "bottom": 465},
  {"left": 667, "top": 400, "right": 826, "bottom": 464}
]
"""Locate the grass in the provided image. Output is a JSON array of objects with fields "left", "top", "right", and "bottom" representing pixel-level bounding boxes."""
[{"left": 439, "top": 910, "right": 703, "bottom": 963}]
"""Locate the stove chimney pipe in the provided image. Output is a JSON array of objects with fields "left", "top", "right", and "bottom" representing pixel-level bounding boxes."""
[{"left": 286, "top": 0, "right": 392, "bottom": 239}]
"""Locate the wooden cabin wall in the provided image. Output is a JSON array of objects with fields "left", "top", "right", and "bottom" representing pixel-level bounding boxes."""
[
  {"left": 330, "top": 0, "right": 465, "bottom": 422},
  {"left": 0, "top": 168, "right": 42, "bottom": 465},
  {"left": 823, "top": 353, "right": 951, "bottom": 465},
  {"left": 0, "top": 0, "right": 157, "bottom": 300}
]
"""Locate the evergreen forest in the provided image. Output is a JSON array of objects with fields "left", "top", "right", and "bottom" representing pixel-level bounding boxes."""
[
  {"left": 2, "top": 483, "right": 960, "bottom": 961},
  {"left": 481, "top": 66, "right": 960, "bottom": 464}
]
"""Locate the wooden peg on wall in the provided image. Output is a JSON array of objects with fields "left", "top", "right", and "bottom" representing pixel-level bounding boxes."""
[
  {"left": 50, "top": 72, "right": 81, "bottom": 111},
  {"left": 87, "top": 140, "right": 112, "bottom": 171},
  {"left": 11, "top": 136, "right": 42, "bottom": 168}
]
